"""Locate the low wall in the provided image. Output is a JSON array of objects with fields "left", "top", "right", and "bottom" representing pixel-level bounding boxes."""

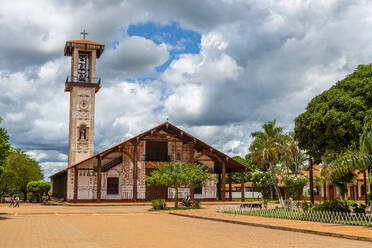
[{"left": 226, "top": 192, "right": 262, "bottom": 199}]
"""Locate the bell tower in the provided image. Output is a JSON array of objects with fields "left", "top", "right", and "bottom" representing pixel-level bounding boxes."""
[{"left": 64, "top": 32, "right": 105, "bottom": 166}]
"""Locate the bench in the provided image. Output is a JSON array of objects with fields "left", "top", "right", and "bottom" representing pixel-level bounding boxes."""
[{"left": 240, "top": 203, "right": 262, "bottom": 209}]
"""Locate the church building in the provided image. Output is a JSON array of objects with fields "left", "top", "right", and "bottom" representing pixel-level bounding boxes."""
[{"left": 50, "top": 37, "right": 248, "bottom": 203}]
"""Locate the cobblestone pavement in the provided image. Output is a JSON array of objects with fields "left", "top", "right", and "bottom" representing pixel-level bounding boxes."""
[{"left": 0, "top": 204, "right": 371, "bottom": 248}]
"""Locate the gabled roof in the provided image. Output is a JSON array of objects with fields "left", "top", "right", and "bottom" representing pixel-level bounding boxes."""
[
  {"left": 50, "top": 121, "right": 249, "bottom": 178},
  {"left": 64, "top": 40, "right": 105, "bottom": 58}
]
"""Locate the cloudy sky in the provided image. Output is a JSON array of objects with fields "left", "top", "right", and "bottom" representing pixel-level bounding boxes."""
[{"left": 1, "top": 0, "right": 372, "bottom": 179}]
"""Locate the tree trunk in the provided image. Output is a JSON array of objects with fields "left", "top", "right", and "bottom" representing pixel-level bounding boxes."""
[
  {"left": 174, "top": 187, "right": 179, "bottom": 208},
  {"left": 23, "top": 190, "right": 27, "bottom": 202},
  {"left": 309, "top": 157, "right": 314, "bottom": 204},
  {"left": 369, "top": 168, "right": 371, "bottom": 193},
  {"left": 217, "top": 173, "right": 221, "bottom": 200},
  {"left": 190, "top": 185, "right": 194, "bottom": 202},
  {"left": 268, "top": 162, "right": 285, "bottom": 207},
  {"left": 294, "top": 163, "right": 298, "bottom": 177},
  {"left": 284, "top": 188, "right": 288, "bottom": 207},
  {"left": 323, "top": 182, "right": 327, "bottom": 201},
  {"left": 364, "top": 171, "right": 367, "bottom": 205},
  {"left": 368, "top": 168, "right": 371, "bottom": 204}
]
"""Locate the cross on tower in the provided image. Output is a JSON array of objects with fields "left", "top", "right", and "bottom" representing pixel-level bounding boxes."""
[{"left": 80, "top": 29, "right": 88, "bottom": 40}]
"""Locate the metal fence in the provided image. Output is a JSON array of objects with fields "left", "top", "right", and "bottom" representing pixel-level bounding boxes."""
[{"left": 216, "top": 205, "right": 372, "bottom": 227}]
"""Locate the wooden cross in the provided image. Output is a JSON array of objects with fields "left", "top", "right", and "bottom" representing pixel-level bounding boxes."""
[{"left": 80, "top": 29, "right": 88, "bottom": 40}]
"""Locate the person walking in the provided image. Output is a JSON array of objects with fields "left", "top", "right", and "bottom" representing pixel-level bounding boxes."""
[
  {"left": 15, "top": 196, "right": 20, "bottom": 208},
  {"left": 9, "top": 196, "right": 15, "bottom": 208}
]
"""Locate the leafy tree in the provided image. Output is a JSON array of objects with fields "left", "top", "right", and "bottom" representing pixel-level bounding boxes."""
[
  {"left": 281, "top": 133, "right": 306, "bottom": 177},
  {"left": 27, "top": 181, "right": 51, "bottom": 202},
  {"left": 181, "top": 163, "right": 213, "bottom": 199},
  {"left": 295, "top": 64, "right": 372, "bottom": 162},
  {"left": 282, "top": 176, "right": 308, "bottom": 200},
  {"left": 250, "top": 171, "right": 273, "bottom": 207},
  {"left": 0, "top": 117, "right": 11, "bottom": 174},
  {"left": 146, "top": 162, "right": 212, "bottom": 208},
  {"left": 233, "top": 154, "right": 261, "bottom": 171},
  {"left": 6, "top": 149, "right": 43, "bottom": 199},
  {"left": 330, "top": 122, "right": 372, "bottom": 203},
  {"left": 0, "top": 168, "right": 17, "bottom": 195},
  {"left": 329, "top": 170, "right": 355, "bottom": 200},
  {"left": 313, "top": 176, "right": 323, "bottom": 193},
  {"left": 294, "top": 65, "right": 372, "bottom": 204},
  {"left": 306, "top": 176, "right": 322, "bottom": 197},
  {"left": 229, "top": 155, "right": 258, "bottom": 183},
  {"left": 249, "top": 120, "right": 286, "bottom": 207}
]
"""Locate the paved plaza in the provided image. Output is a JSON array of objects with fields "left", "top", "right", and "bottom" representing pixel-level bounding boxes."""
[{"left": 0, "top": 204, "right": 371, "bottom": 248}]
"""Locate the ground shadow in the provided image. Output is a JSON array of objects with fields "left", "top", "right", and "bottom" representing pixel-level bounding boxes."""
[{"left": 0, "top": 213, "right": 9, "bottom": 220}]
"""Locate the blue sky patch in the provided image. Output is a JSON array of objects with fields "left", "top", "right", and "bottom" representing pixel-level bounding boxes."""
[
  {"left": 127, "top": 21, "right": 201, "bottom": 72},
  {"left": 124, "top": 76, "right": 157, "bottom": 83}
]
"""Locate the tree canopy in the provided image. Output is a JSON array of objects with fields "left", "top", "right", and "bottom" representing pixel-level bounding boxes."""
[
  {"left": 146, "top": 162, "right": 212, "bottom": 208},
  {"left": 27, "top": 181, "right": 51, "bottom": 194},
  {"left": 295, "top": 64, "right": 372, "bottom": 162},
  {"left": 1, "top": 149, "right": 43, "bottom": 198},
  {"left": 0, "top": 117, "right": 11, "bottom": 171},
  {"left": 250, "top": 171, "right": 273, "bottom": 207},
  {"left": 230, "top": 155, "right": 258, "bottom": 183},
  {"left": 282, "top": 175, "right": 308, "bottom": 200},
  {"left": 27, "top": 181, "right": 51, "bottom": 202}
]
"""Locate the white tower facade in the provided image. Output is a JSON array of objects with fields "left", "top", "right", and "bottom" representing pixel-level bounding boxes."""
[
  {"left": 64, "top": 39, "right": 104, "bottom": 166},
  {"left": 64, "top": 38, "right": 104, "bottom": 201}
]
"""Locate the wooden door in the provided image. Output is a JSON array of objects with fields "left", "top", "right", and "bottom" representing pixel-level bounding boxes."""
[{"left": 145, "top": 168, "right": 168, "bottom": 201}]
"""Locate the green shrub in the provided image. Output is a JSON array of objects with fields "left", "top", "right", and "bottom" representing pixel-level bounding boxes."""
[
  {"left": 152, "top": 199, "right": 167, "bottom": 210},
  {"left": 367, "top": 192, "right": 371, "bottom": 204},
  {"left": 352, "top": 203, "right": 366, "bottom": 214},
  {"left": 283, "top": 176, "right": 308, "bottom": 200},
  {"left": 346, "top": 200, "right": 358, "bottom": 205},
  {"left": 192, "top": 199, "right": 201, "bottom": 209},
  {"left": 301, "top": 201, "right": 312, "bottom": 211},
  {"left": 312, "top": 200, "right": 350, "bottom": 213}
]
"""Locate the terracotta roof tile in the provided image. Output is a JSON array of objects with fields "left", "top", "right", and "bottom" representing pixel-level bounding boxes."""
[
  {"left": 225, "top": 182, "right": 253, "bottom": 191},
  {"left": 66, "top": 40, "right": 105, "bottom": 46}
]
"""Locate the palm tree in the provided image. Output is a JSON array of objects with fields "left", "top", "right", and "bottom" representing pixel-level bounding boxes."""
[
  {"left": 329, "top": 167, "right": 356, "bottom": 200},
  {"left": 281, "top": 133, "right": 306, "bottom": 177},
  {"left": 249, "top": 120, "right": 286, "bottom": 207},
  {"left": 319, "top": 164, "right": 329, "bottom": 201},
  {"left": 331, "top": 123, "right": 372, "bottom": 204},
  {"left": 280, "top": 134, "right": 292, "bottom": 176}
]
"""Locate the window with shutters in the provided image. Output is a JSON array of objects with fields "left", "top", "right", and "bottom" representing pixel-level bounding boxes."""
[{"left": 145, "top": 141, "right": 168, "bottom": 161}]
